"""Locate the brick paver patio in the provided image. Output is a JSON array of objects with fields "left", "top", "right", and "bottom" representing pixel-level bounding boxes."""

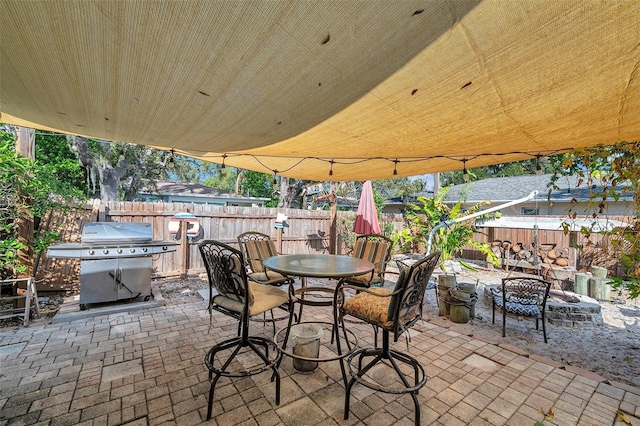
[{"left": 1, "top": 282, "right": 639, "bottom": 425}]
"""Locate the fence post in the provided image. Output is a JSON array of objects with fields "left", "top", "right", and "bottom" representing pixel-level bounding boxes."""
[
  {"left": 180, "top": 221, "right": 189, "bottom": 278},
  {"left": 276, "top": 227, "right": 283, "bottom": 254}
]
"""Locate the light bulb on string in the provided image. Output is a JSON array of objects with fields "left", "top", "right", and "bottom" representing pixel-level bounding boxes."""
[
  {"left": 393, "top": 159, "right": 398, "bottom": 176},
  {"left": 535, "top": 155, "right": 543, "bottom": 175},
  {"left": 168, "top": 149, "right": 175, "bottom": 169},
  {"left": 220, "top": 154, "right": 227, "bottom": 174},
  {"left": 118, "top": 149, "right": 125, "bottom": 161},
  {"left": 328, "top": 160, "right": 334, "bottom": 177},
  {"left": 462, "top": 159, "right": 469, "bottom": 182},
  {"left": 273, "top": 171, "right": 278, "bottom": 190}
]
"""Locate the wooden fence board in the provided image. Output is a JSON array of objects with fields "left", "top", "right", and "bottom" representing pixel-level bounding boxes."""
[{"left": 34, "top": 200, "right": 630, "bottom": 292}]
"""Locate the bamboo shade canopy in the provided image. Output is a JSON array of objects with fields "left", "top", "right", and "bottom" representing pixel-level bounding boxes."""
[{"left": 1, "top": 1, "right": 639, "bottom": 180}]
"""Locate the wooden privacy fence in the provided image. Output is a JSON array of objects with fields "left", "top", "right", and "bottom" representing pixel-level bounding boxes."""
[
  {"left": 34, "top": 201, "right": 405, "bottom": 291},
  {"left": 33, "top": 200, "right": 629, "bottom": 292}
]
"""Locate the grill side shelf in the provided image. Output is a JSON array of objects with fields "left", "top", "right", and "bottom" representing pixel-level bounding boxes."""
[{"left": 47, "top": 242, "right": 178, "bottom": 259}]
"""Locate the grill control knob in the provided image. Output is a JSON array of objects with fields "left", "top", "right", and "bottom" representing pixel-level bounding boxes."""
[
  {"left": 88, "top": 250, "right": 95, "bottom": 255},
  {"left": 103, "top": 249, "right": 109, "bottom": 255},
  {"left": 117, "top": 249, "right": 122, "bottom": 254},
  {"left": 163, "top": 246, "right": 168, "bottom": 251},
  {"left": 130, "top": 248, "right": 135, "bottom": 253},
  {"left": 142, "top": 248, "right": 148, "bottom": 253}
]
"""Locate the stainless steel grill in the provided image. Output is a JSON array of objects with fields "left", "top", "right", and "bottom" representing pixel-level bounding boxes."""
[{"left": 47, "top": 222, "right": 177, "bottom": 309}]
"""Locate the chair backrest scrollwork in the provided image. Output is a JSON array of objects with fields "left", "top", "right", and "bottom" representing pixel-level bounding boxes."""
[
  {"left": 389, "top": 251, "right": 441, "bottom": 340},
  {"left": 199, "top": 240, "right": 251, "bottom": 307}
]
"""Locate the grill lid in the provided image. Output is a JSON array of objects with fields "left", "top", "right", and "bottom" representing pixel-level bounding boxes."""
[{"left": 82, "top": 222, "right": 153, "bottom": 244}]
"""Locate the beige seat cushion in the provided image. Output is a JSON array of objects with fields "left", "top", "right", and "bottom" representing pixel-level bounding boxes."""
[
  {"left": 213, "top": 282, "right": 291, "bottom": 316},
  {"left": 247, "top": 282, "right": 291, "bottom": 316},
  {"left": 342, "top": 287, "right": 394, "bottom": 327},
  {"left": 342, "top": 268, "right": 420, "bottom": 328}
]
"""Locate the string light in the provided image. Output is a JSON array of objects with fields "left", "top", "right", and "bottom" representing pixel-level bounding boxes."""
[
  {"left": 118, "top": 149, "right": 125, "bottom": 160},
  {"left": 273, "top": 170, "right": 278, "bottom": 190},
  {"left": 535, "top": 154, "right": 543, "bottom": 175},
  {"left": 168, "top": 149, "right": 175, "bottom": 169},
  {"left": 29, "top": 132, "right": 576, "bottom": 177},
  {"left": 393, "top": 159, "right": 399, "bottom": 175},
  {"left": 462, "top": 159, "right": 469, "bottom": 182},
  {"left": 221, "top": 154, "right": 227, "bottom": 170}
]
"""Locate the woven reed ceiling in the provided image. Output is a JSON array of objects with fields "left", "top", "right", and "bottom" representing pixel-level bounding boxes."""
[{"left": 1, "top": 1, "right": 639, "bottom": 180}]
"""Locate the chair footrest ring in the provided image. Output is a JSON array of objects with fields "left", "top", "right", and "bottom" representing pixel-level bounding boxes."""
[
  {"left": 346, "top": 348, "right": 427, "bottom": 395},
  {"left": 205, "top": 336, "right": 281, "bottom": 378}
]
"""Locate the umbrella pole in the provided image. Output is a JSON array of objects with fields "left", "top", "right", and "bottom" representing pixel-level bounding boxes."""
[{"left": 329, "top": 182, "right": 337, "bottom": 254}]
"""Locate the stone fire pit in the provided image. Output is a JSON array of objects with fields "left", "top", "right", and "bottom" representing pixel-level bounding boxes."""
[{"left": 483, "top": 285, "right": 603, "bottom": 328}]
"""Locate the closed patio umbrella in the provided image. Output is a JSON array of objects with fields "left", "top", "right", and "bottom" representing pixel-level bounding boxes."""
[{"left": 353, "top": 181, "right": 381, "bottom": 235}]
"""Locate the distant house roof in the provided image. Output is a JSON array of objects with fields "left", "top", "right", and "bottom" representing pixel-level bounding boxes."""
[
  {"left": 384, "top": 191, "right": 435, "bottom": 207},
  {"left": 140, "top": 181, "right": 270, "bottom": 204},
  {"left": 444, "top": 174, "right": 633, "bottom": 204}
]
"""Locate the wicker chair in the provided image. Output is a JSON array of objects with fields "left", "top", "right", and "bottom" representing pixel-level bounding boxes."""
[
  {"left": 338, "top": 251, "right": 440, "bottom": 426},
  {"left": 492, "top": 276, "right": 552, "bottom": 343},
  {"left": 342, "top": 234, "right": 394, "bottom": 288},
  {"left": 198, "top": 240, "right": 294, "bottom": 420}
]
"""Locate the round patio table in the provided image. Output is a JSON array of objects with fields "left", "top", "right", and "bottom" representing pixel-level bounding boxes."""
[{"left": 263, "top": 253, "right": 374, "bottom": 310}]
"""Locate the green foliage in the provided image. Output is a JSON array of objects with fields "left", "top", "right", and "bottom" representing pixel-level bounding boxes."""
[
  {"left": 203, "top": 167, "right": 238, "bottom": 193},
  {"left": 372, "top": 178, "right": 425, "bottom": 199},
  {"left": 395, "top": 186, "right": 501, "bottom": 269},
  {"left": 391, "top": 227, "right": 416, "bottom": 253},
  {"left": 553, "top": 141, "right": 640, "bottom": 298},
  {"left": 0, "top": 239, "right": 26, "bottom": 278},
  {"left": 33, "top": 231, "right": 60, "bottom": 254},
  {"left": 1, "top": 134, "right": 32, "bottom": 277},
  {"left": 241, "top": 170, "right": 279, "bottom": 207},
  {"left": 337, "top": 214, "right": 357, "bottom": 253},
  {"left": 35, "top": 132, "right": 86, "bottom": 193},
  {"left": 0, "top": 128, "right": 84, "bottom": 277}
]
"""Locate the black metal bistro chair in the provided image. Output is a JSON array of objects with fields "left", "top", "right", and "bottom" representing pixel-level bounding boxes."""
[
  {"left": 337, "top": 251, "right": 441, "bottom": 426},
  {"left": 342, "top": 234, "right": 394, "bottom": 288},
  {"left": 492, "top": 276, "right": 552, "bottom": 343},
  {"left": 198, "top": 240, "right": 294, "bottom": 421},
  {"left": 237, "top": 231, "right": 294, "bottom": 287}
]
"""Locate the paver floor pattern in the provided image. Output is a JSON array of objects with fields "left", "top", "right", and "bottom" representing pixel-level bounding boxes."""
[{"left": 1, "top": 287, "right": 639, "bottom": 425}]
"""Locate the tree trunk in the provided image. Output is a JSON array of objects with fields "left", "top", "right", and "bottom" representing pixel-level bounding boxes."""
[
  {"left": 71, "top": 136, "right": 128, "bottom": 203},
  {"left": 278, "top": 177, "right": 306, "bottom": 208}
]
